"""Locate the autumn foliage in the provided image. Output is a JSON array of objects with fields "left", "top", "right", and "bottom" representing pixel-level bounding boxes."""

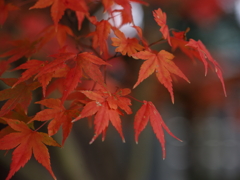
[{"left": 0, "top": 0, "right": 226, "bottom": 179}]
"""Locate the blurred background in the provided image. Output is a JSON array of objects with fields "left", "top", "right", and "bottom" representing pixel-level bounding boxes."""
[{"left": 1, "top": 0, "right": 240, "bottom": 180}]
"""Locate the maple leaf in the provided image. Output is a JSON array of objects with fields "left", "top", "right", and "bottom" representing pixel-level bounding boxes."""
[
  {"left": 153, "top": 8, "right": 172, "bottom": 46},
  {"left": 170, "top": 29, "right": 197, "bottom": 60},
  {"left": 29, "top": 0, "right": 88, "bottom": 30},
  {"left": 72, "top": 88, "right": 132, "bottom": 143},
  {"left": 0, "top": 118, "right": 60, "bottom": 180},
  {"left": 132, "top": 50, "right": 189, "bottom": 103},
  {"left": 0, "top": 39, "right": 39, "bottom": 63},
  {"left": 0, "top": 0, "right": 19, "bottom": 26},
  {"left": 30, "top": 98, "right": 79, "bottom": 145},
  {"left": 35, "top": 51, "right": 109, "bottom": 102},
  {"left": 186, "top": 39, "right": 226, "bottom": 96},
  {"left": 0, "top": 78, "right": 40, "bottom": 117},
  {"left": 37, "top": 24, "right": 74, "bottom": 48},
  {"left": 12, "top": 59, "right": 67, "bottom": 97},
  {"left": 0, "top": 105, "right": 34, "bottom": 139},
  {"left": 111, "top": 27, "right": 144, "bottom": 56},
  {"left": 12, "top": 60, "right": 47, "bottom": 85},
  {"left": 107, "top": 88, "right": 132, "bottom": 114},
  {"left": 134, "top": 100, "right": 181, "bottom": 159},
  {"left": 90, "top": 101, "right": 125, "bottom": 143},
  {"left": 88, "top": 20, "right": 112, "bottom": 57}
]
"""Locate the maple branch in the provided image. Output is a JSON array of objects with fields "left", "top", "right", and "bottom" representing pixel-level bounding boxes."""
[{"left": 148, "top": 37, "right": 165, "bottom": 47}]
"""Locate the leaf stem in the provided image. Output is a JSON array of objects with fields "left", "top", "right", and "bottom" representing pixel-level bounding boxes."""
[
  {"left": 35, "top": 121, "right": 49, "bottom": 132},
  {"left": 127, "top": 94, "right": 143, "bottom": 103}
]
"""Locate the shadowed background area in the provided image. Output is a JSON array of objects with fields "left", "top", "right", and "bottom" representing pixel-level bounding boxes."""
[{"left": 1, "top": 0, "right": 240, "bottom": 180}]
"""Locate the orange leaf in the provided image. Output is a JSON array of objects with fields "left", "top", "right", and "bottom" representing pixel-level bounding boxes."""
[
  {"left": 134, "top": 101, "right": 181, "bottom": 159},
  {"left": 111, "top": 28, "right": 144, "bottom": 56},
  {"left": 153, "top": 8, "right": 172, "bottom": 46},
  {"left": 89, "top": 101, "right": 125, "bottom": 144},
  {"left": 72, "top": 89, "right": 132, "bottom": 143},
  {"left": 132, "top": 50, "right": 189, "bottom": 103},
  {"left": 30, "top": 98, "right": 79, "bottom": 145},
  {"left": 0, "top": 118, "right": 60, "bottom": 180}
]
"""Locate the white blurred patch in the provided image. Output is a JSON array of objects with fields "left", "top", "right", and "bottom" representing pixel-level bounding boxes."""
[
  {"left": 103, "top": 2, "right": 144, "bottom": 37},
  {"left": 90, "top": 2, "right": 144, "bottom": 37},
  {"left": 234, "top": 0, "right": 240, "bottom": 25}
]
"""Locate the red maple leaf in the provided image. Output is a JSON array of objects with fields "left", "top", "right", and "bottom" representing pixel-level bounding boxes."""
[
  {"left": 88, "top": 20, "right": 112, "bottom": 57},
  {"left": 153, "top": 8, "right": 172, "bottom": 46},
  {"left": 111, "top": 27, "right": 144, "bottom": 56},
  {"left": 0, "top": 118, "right": 60, "bottom": 180},
  {"left": 4, "top": 104, "right": 32, "bottom": 124},
  {"left": 0, "top": 78, "right": 40, "bottom": 116},
  {"left": 12, "top": 59, "right": 69, "bottom": 97},
  {"left": 0, "top": 0, "right": 18, "bottom": 26},
  {"left": 0, "top": 105, "right": 33, "bottom": 140},
  {"left": 186, "top": 39, "right": 226, "bottom": 96},
  {"left": 0, "top": 39, "right": 39, "bottom": 63},
  {"left": 132, "top": 50, "right": 189, "bottom": 103},
  {"left": 170, "top": 28, "right": 197, "bottom": 60},
  {"left": 72, "top": 88, "right": 132, "bottom": 143},
  {"left": 134, "top": 100, "right": 181, "bottom": 159},
  {"left": 37, "top": 24, "right": 74, "bottom": 48},
  {"left": 30, "top": 98, "right": 79, "bottom": 145},
  {"left": 34, "top": 51, "right": 109, "bottom": 102},
  {"left": 29, "top": 0, "right": 88, "bottom": 30}
]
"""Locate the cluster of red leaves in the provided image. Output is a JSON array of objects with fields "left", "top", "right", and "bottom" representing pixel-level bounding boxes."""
[{"left": 0, "top": 0, "right": 225, "bottom": 179}]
